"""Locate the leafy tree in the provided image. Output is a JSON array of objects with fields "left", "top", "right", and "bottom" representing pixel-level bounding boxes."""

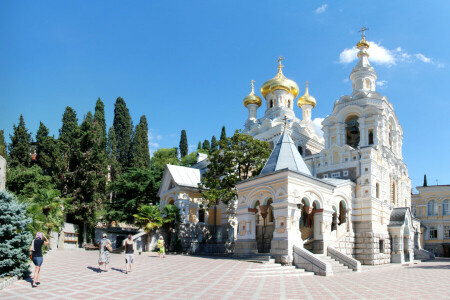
[
  {"left": 210, "top": 136, "right": 218, "bottom": 153},
  {"left": 94, "top": 98, "right": 107, "bottom": 150},
  {"left": 27, "top": 189, "right": 65, "bottom": 235},
  {"left": 202, "top": 140, "right": 211, "bottom": 152},
  {"left": 113, "top": 97, "right": 133, "bottom": 169},
  {"left": 200, "top": 131, "right": 271, "bottom": 206},
  {"left": 134, "top": 205, "right": 163, "bottom": 251},
  {"left": 150, "top": 147, "right": 179, "bottom": 193},
  {"left": 66, "top": 114, "right": 108, "bottom": 244},
  {"left": 8, "top": 115, "right": 32, "bottom": 168},
  {"left": 162, "top": 204, "right": 181, "bottom": 251},
  {"left": 181, "top": 151, "right": 198, "bottom": 167},
  {"left": 0, "top": 190, "right": 32, "bottom": 278},
  {"left": 179, "top": 130, "right": 188, "bottom": 158},
  {"left": 107, "top": 126, "right": 121, "bottom": 182},
  {"left": 59, "top": 107, "right": 78, "bottom": 145},
  {"left": 35, "top": 122, "right": 63, "bottom": 180},
  {"left": 0, "top": 129, "right": 7, "bottom": 159},
  {"left": 219, "top": 125, "right": 227, "bottom": 148},
  {"left": 6, "top": 165, "right": 55, "bottom": 201},
  {"left": 130, "top": 115, "right": 151, "bottom": 169},
  {"left": 107, "top": 168, "right": 157, "bottom": 222}
]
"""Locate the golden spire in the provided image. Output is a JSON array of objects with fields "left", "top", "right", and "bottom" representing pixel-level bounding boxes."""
[
  {"left": 277, "top": 56, "right": 284, "bottom": 74},
  {"left": 297, "top": 81, "right": 316, "bottom": 108}
]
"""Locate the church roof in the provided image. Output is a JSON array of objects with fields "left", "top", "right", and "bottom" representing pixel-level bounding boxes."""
[
  {"left": 166, "top": 164, "right": 201, "bottom": 188},
  {"left": 260, "top": 129, "right": 311, "bottom": 176},
  {"left": 388, "top": 207, "right": 411, "bottom": 227}
]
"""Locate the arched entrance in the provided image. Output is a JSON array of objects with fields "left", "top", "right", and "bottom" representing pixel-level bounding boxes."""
[
  {"left": 300, "top": 198, "right": 315, "bottom": 241},
  {"left": 255, "top": 199, "right": 274, "bottom": 253}
]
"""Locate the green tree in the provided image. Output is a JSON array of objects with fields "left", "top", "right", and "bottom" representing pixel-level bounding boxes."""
[
  {"left": 179, "top": 130, "right": 188, "bottom": 158},
  {"left": 219, "top": 125, "right": 227, "bottom": 149},
  {"left": 0, "top": 190, "right": 32, "bottom": 278},
  {"left": 107, "top": 126, "right": 121, "bottom": 182},
  {"left": 130, "top": 115, "right": 151, "bottom": 169},
  {"left": 6, "top": 165, "right": 55, "bottom": 201},
  {"left": 0, "top": 129, "right": 7, "bottom": 159},
  {"left": 94, "top": 98, "right": 107, "bottom": 150},
  {"left": 181, "top": 151, "right": 198, "bottom": 167},
  {"left": 8, "top": 115, "right": 32, "bottom": 168},
  {"left": 202, "top": 140, "right": 211, "bottom": 152},
  {"left": 113, "top": 97, "right": 133, "bottom": 169},
  {"left": 27, "top": 189, "right": 65, "bottom": 235},
  {"left": 107, "top": 168, "right": 157, "bottom": 222},
  {"left": 134, "top": 205, "right": 163, "bottom": 251},
  {"left": 66, "top": 113, "right": 108, "bottom": 244},
  {"left": 162, "top": 204, "right": 181, "bottom": 251},
  {"left": 200, "top": 131, "right": 271, "bottom": 206},
  {"left": 210, "top": 136, "right": 218, "bottom": 153},
  {"left": 197, "top": 141, "right": 202, "bottom": 150},
  {"left": 423, "top": 174, "right": 428, "bottom": 187},
  {"left": 59, "top": 107, "right": 78, "bottom": 145},
  {"left": 150, "top": 148, "right": 179, "bottom": 193},
  {"left": 35, "top": 122, "right": 63, "bottom": 179}
]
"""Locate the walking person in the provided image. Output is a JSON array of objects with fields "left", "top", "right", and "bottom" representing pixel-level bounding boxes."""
[
  {"left": 30, "top": 232, "right": 50, "bottom": 288},
  {"left": 98, "top": 233, "right": 112, "bottom": 272},
  {"left": 124, "top": 234, "right": 134, "bottom": 274},
  {"left": 157, "top": 236, "right": 165, "bottom": 258}
]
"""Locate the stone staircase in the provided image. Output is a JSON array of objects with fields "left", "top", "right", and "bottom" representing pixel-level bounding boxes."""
[
  {"left": 316, "top": 254, "right": 353, "bottom": 274},
  {"left": 236, "top": 254, "right": 314, "bottom": 277}
]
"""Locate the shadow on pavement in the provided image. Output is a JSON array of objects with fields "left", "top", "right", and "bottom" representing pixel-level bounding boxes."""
[{"left": 111, "top": 267, "right": 126, "bottom": 274}]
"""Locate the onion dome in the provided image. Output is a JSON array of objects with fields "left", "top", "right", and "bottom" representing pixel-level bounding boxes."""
[
  {"left": 243, "top": 80, "right": 262, "bottom": 107},
  {"left": 297, "top": 81, "right": 316, "bottom": 108},
  {"left": 261, "top": 57, "right": 299, "bottom": 99}
]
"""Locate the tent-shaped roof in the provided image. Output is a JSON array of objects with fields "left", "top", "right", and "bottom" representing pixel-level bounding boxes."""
[
  {"left": 166, "top": 164, "right": 201, "bottom": 188},
  {"left": 260, "top": 129, "right": 311, "bottom": 176}
]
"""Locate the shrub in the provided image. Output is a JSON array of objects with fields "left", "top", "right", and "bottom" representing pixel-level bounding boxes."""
[{"left": 0, "top": 190, "right": 32, "bottom": 278}]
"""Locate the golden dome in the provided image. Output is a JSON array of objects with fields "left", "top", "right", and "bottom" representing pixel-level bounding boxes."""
[
  {"left": 357, "top": 38, "right": 370, "bottom": 49},
  {"left": 243, "top": 80, "right": 262, "bottom": 107},
  {"left": 261, "top": 57, "right": 299, "bottom": 99},
  {"left": 297, "top": 82, "right": 316, "bottom": 108}
]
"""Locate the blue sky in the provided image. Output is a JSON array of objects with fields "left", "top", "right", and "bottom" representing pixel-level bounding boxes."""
[{"left": 1, "top": 1, "right": 449, "bottom": 189}]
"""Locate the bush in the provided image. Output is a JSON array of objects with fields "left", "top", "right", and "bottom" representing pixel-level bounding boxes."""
[
  {"left": 0, "top": 190, "right": 32, "bottom": 278},
  {"left": 174, "top": 239, "right": 183, "bottom": 253}
]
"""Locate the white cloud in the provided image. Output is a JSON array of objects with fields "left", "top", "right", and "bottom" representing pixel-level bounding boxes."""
[
  {"left": 376, "top": 80, "right": 388, "bottom": 88},
  {"left": 312, "top": 118, "right": 324, "bottom": 138},
  {"left": 149, "top": 142, "right": 159, "bottom": 148},
  {"left": 315, "top": 4, "right": 328, "bottom": 14},
  {"left": 339, "top": 41, "right": 439, "bottom": 67}
]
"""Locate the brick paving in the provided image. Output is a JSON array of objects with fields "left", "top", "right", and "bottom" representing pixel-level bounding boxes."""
[{"left": 1, "top": 251, "right": 449, "bottom": 299}]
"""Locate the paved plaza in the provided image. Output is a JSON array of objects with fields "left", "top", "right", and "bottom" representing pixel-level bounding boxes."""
[{"left": 1, "top": 251, "right": 449, "bottom": 299}]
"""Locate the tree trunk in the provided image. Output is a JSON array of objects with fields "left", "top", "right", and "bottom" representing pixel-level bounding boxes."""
[{"left": 83, "top": 222, "right": 87, "bottom": 246}]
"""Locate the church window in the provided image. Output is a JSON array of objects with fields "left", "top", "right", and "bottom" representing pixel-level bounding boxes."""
[
  {"left": 332, "top": 152, "right": 340, "bottom": 165},
  {"left": 298, "top": 146, "right": 303, "bottom": 156},
  {"left": 338, "top": 201, "right": 346, "bottom": 224},
  {"left": 345, "top": 158, "right": 348, "bottom": 162},
  {"left": 427, "top": 200, "right": 438, "bottom": 216},
  {"left": 323, "top": 174, "right": 328, "bottom": 178},
  {"left": 288, "top": 100, "right": 291, "bottom": 108},
  {"left": 331, "top": 172, "right": 340, "bottom": 178},
  {"left": 379, "top": 240, "right": 385, "bottom": 253},
  {"left": 365, "top": 79, "right": 371, "bottom": 90},
  {"left": 345, "top": 116, "right": 360, "bottom": 149},
  {"left": 376, "top": 183, "right": 380, "bottom": 199},
  {"left": 168, "top": 180, "right": 175, "bottom": 190},
  {"left": 368, "top": 130, "right": 374, "bottom": 145},
  {"left": 392, "top": 182, "right": 396, "bottom": 205},
  {"left": 429, "top": 226, "right": 437, "bottom": 239},
  {"left": 343, "top": 170, "right": 349, "bottom": 176},
  {"left": 444, "top": 226, "right": 450, "bottom": 239},
  {"left": 198, "top": 209, "right": 205, "bottom": 223},
  {"left": 443, "top": 200, "right": 449, "bottom": 215},
  {"left": 270, "top": 100, "right": 273, "bottom": 108}
]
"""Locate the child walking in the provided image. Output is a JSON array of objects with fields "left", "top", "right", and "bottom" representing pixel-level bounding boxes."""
[{"left": 157, "top": 236, "right": 165, "bottom": 258}]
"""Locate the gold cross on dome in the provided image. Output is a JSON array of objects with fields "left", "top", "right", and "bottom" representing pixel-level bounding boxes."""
[
  {"left": 304, "top": 81, "right": 310, "bottom": 88},
  {"left": 359, "top": 26, "right": 369, "bottom": 40},
  {"left": 277, "top": 56, "right": 284, "bottom": 71}
]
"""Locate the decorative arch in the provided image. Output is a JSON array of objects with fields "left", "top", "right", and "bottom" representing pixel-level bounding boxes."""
[{"left": 247, "top": 187, "right": 277, "bottom": 208}]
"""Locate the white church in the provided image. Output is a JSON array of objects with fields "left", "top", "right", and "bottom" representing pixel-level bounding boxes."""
[{"left": 158, "top": 32, "right": 433, "bottom": 275}]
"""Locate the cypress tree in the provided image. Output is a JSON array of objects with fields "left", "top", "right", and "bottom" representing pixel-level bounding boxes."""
[
  {"left": 219, "top": 126, "right": 227, "bottom": 149},
  {"left": 130, "top": 115, "right": 151, "bottom": 169},
  {"left": 0, "top": 129, "right": 7, "bottom": 159},
  {"left": 94, "top": 98, "right": 107, "bottom": 150},
  {"left": 107, "top": 126, "right": 120, "bottom": 182},
  {"left": 179, "top": 130, "right": 188, "bottom": 158},
  {"left": 8, "top": 115, "right": 32, "bottom": 168},
  {"left": 113, "top": 97, "right": 133, "bottom": 169},
  {"left": 59, "top": 107, "right": 78, "bottom": 145},
  {"left": 197, "top": 141, "right": 202, "bottom": 150},
  {"left": 423, "top": 174, "right": 428, "bottom": 187},
  {"left": 202, "top": 140, "right": 211, "bottom": 152},
  {"left": 210, "top": 136, "right": 218, "bottom": 153},
  {"left": 36, "top": 122, "right": 55, "bottom": 174},
  {"left": 0, "top": 190, "right": 32, "bottom": 278}
]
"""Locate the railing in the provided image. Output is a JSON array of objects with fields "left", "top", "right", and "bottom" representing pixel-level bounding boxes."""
[
  {"left": 293, "top": 245, "right": 332, "bottom": 276},
  {"left": 327, "top": 246, "right": 361, "bottom": 272}
]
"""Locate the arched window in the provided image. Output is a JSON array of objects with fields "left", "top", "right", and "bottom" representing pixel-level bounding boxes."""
[
  {"left": 198, "top": 209, "right": 205, "bottom": 223},
  {"left": 288, "top": 100, "right": 291, "bottom": 108},
  {"left": 345, "top": 116, "right": 360, "bottom": 149},
  {"left": 267, "top": 199, "right": 274, "bottom": 223},
  {"left": 392, "top": 182, "right": 396, "bottom": 205},
  {"left": 339, "top": 201, "right": 346, "bottom": 224},
  {"left": 443, "top": 200, "right": 449, "bottom": 216},
  {"left": 270, "top": 100, "right": 273, "bottom": 108},
  {"left": 389, "top": 126, "right": 392, "bottom": 148},
  {"left": 427, "top": 200, "right": 438, "bottom": 216},
  {"left": 376, "top": 183, "right": 380, "bottom": 199},
  {"left": 368, "top": 130, "right": 374, "bottom": 145},
  {"left": 365, "top": 79, "right": 371, "bottom": 90},
  {"left": 298, "top": 146, "right": 303, "bottom": 156}
]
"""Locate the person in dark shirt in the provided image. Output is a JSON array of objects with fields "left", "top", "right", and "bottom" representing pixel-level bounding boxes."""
[
  {"left": 124, "top": 234, "right": 134, "bottom": 274},
  {"left": 29, "top": 232, "right": 50, "bottom": 288}
]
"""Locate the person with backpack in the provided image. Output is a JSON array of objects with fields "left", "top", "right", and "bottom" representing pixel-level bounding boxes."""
[
  {"left": 98, "top": 233, "right": 112, "bottom": 272},
  {"left": 124, "top": 234, "right": 134, "bottom": 274}
]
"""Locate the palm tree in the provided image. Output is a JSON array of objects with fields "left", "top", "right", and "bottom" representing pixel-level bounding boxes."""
[
  {"left": 28, "top": 189, "right": 65, "bottom": 236},
  {"left": 162, "top": 204, "right": 181, "bottom": 251},
  {"left": 134, "top": 205, "right": 163, "bottom": 250}
]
